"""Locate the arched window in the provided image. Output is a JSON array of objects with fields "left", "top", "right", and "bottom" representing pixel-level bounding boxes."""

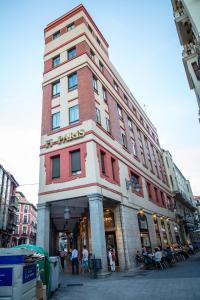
[{"left": 137, "top": 214, "right": 151, "bottom": 248}]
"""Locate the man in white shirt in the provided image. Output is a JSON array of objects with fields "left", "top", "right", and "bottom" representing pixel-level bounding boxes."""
[{"left": 71, "top": 248, "right": 79, "bottom": 274}]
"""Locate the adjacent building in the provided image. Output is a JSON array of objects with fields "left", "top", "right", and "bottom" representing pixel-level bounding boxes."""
[
  {"left": 37, "top": 4, "right": 191, "bottom": 271},
  {"left": 0, "top": 164, "right": 19, "bottom": 248},
  {"left": 12, "top": 192, "right": 37, "bottom": 246},
  {"left": 163, "top": 150, "right": 196, "bottom": 243},
  {"left": 171, "top": 0, "right": 200, "bottom": 122}
]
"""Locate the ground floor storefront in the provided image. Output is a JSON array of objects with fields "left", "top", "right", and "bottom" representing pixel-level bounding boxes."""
[{"left": 37, "top": 193, "right": 181, "bottom": 272}]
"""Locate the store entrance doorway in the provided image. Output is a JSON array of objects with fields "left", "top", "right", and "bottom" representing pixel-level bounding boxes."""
[{"left": 105, "top": 231, "right": 119, "bottom": 267}]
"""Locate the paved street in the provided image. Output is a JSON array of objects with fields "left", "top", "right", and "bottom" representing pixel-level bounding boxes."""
[{"left": 51, "top": 253, "right": 200, "bottom": 300}]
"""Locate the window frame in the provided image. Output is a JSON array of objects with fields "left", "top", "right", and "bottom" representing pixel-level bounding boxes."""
[
  {"left": 52, "top": 80, "right": 60, "bottom": 97},
  {"left": 51, "top": 155, "right": 60, "bottom": 179},
  {"left": 68, "top": 72, "right": 78, "bottom": 91},
  {"left": 96, "top": 107, "right": 101, "bottom": 124},
  {"left": 51, "top": 112, "right": 60, "bottom": 130},
  {"left": 52, "top": 55, "right": 60, "bottom": 67},
  {"left": 67, "top": 47, "right": 76, "bottom": 60},
  {"left": 67, "top": 22, "right": 75, "bottom": 32},
  {"left": 53, "top": 30, "right": 60, "bottom": 40},
  {"left": 69, "top": 104, "right": 79, "bottom": 124},
  {"left": 121, "top": 133, "right": 127, "bottom": 148},
  {"left": 70, "top": 149, "right": 81, "bottom": 176},
  {"left": 93, "top": 76, "right": 98, "bottom": 92}
]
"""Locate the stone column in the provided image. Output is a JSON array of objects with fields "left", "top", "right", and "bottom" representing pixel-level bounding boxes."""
[
  {"left": 36, "top": 203, "right": 50, "bottom": 253},
  {"left": 88, "top": 194, "right": 108, "bottom": 273}
]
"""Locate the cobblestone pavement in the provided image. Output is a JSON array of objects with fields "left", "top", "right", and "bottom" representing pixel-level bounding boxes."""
[{"left": 51, "top": 253, "right": 200, "bottom": 300}]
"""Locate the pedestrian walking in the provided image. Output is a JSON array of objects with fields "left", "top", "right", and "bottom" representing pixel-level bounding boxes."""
[{"left": 71, "top": 247, "right": 79, "bottom": 275}]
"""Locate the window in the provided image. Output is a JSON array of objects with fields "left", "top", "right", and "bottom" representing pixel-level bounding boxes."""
[
  {"left": 146, "top": 182, "right": 152, "bottom": 199},
  {"left": 121, "top": 133, "right": 127, "bottom": 148},
  {"left": 154, "top": 187, "right": 158, "bottom": 202},
  {"left": 128, "top": 117, "right": 133, "bottom": 130},
  {"left": 124, "top": 95, "right": 128, "bottom": 104},
  {"left": 88, "top": 24, "right": 93, "bottom": 33},
  {"left": 93, "top": 76, "right": 98, "bottom": 92},
  {"left": 69, "top": 105, "right": 79, "bottom": 124},
  {"left": 16, "top": 215, "right": 19, "bottom": 223},
  {"left": 102, "top": 87, "right": 107, "bottom": 101},
  {"left": 24, "top": 205, "right": 28, "bottom": 213},
  {"left": 130, "top": 173, "right": 140, "bottom": 193},
  {"left": 71, "top": 150, "right": 81, "bottom": 175},
  {"left": 106, "top": 118, "right": 111, "bottom": 133},
  {"left": 99, "top": 61, "right": 103, "bottom": 71},
  {"left": 96, "top": 108, "right": 101, "bottom": 124},
  {"left": 117, "top": 105, "right": 123, "bottom": 119},
  {"left": 23, "top": 215, "right": 28, "bottom": 224},
  {"left": 131, "top": 138, "right": 137, "bottom": 156},
  {"left": 100, "top": 151, "right": 106, "bottom": 175},
  {"left": 192, "top": 62, "right": 200, "bottom": 80},
  {"left": 53, "top": 31, "right": 60, "bottom": 39},
  {"left": 15, "top": 226, "right": 19, "bottom": 234},
  {"left": 68, "top": 72, "right": 78, "bottom": 90},
  {"left": 51, "top": 155, "right": 60, "bottom": 179},
  {"left": 68, "top": 47, "right": 76, "bottom": 60},
  {"left": 52, "top": 55, "right": 60, "bottom": 67},
  {"left": 111, "top": 157, "right": 116, "bottom": 181},
  {"left": 67, "top": 22, "right": 75, "bottom": 32},
  {"left": 138, "top": 214, "right": 151, "bottom": 248},
  {"left": 52, "top": 112, "right": 60, "bottom": 130},
  {"left": 22, "top": 226, "right": 27, "bottom": 234},
  {"left": 114, "top": 81, "right": 118, "bottom": 91},
  {"left": 160, "top": 191, "right": 165, "bottom": 206},
  {"left": 52, "top": 81, "right": 60, "bottom": 97},
  {"left": 97, "top": 37, "right": 101, "bottom": 45},
  {"left": 140, "top": 116, "right": 144, "bottom": 124},
  {"left": 90, "top": 49, "right": 95, "bottom": 60}
]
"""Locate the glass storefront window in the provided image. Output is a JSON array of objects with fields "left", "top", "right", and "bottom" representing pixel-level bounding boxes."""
[
  {"left": 153, "top": 217, "right": 162, "bottom": 247},
  {"left": 138, "top": 214, "right": 151, "bottom": 248},
  {"left": 104, "top": 209, "right": 115, "bottom": 230},
  {"left": 161, "top": 220, "right": 169, "bottom": 245}
]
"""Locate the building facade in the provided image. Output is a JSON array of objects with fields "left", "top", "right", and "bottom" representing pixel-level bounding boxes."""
[
  {"left": 12, "top": 192, "right": 37, "bottom": 246},
  {"left": 38, "top": 4, "right": 180, "bottom": 271},
  {"left": 163, "top": 150, "right": 196, "bottom": 243},
  {"left": 171, "top": 0, "right": 200, "bottom": 122},
  {"left": 0, "top": 164, "right": 19, "bottom": 248},
  {"left": 194, "top": 196, "right": 200, "bottom": 229}
]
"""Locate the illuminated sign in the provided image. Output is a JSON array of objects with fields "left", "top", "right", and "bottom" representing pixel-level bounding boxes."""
[{"left": 45, "top": 129, "right": 85, "bottom": 148}]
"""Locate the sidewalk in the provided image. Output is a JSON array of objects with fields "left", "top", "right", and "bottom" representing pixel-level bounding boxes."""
[{"left": 51, "top": 253, "right": 200, "bottom": 300}]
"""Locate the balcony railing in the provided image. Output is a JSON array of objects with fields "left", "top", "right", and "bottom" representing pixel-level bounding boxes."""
[{"left": 173, "top": 190, "right": 196, "bottom": 211}]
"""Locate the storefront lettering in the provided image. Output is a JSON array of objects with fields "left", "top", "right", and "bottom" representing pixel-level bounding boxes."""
[{"left": 45, "top": 129, "right": 85, "bottom": 148}]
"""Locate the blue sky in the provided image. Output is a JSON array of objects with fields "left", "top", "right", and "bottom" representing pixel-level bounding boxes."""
[{"left": 0, "top": 0, "right": 199, "bottom": 204}]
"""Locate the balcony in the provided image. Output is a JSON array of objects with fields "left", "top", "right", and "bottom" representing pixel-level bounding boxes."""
[
  {"left": 182, "top": 43, "right": 196, "bottom": 59},
  {"left": 173, "top": 190, "right": 196, "bottom": 211},
  {"left": 9, "top": 195, "right": 18, "bottom": 209},
  {"left": 174, "top": 8, "right": 187, "bottom": 23}
]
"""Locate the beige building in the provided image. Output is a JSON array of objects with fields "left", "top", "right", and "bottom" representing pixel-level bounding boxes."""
[
  {"left": 171, "top": 0, "right": 200, "bottom": 122},
  {"left": 163, "top": 150, "right": 196, "bottom": 243},
  {"left": 37, "top": 4, "right": 180, "bottom": 272}
]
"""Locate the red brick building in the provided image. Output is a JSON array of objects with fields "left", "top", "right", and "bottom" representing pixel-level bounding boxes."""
[
  {"left": 12, "top": 192, "right": 37, "bottom": 246},
  {"left": 37, "top": 4, "right": 179, "bottom": 271}
]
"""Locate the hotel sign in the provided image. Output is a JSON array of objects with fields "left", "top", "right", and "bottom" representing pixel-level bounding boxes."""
[{"left": 45, "top": 129, "right": 85, "bottom": 148}]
